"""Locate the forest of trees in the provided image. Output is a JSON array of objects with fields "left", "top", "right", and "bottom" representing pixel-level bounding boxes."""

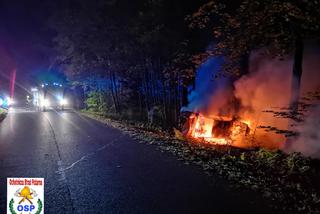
[
  {"left": 50, "top": 0, "right": 210, "bottom": 127},
  {"left": 50, "top": 0, "right": 320, "bottom": 128}
]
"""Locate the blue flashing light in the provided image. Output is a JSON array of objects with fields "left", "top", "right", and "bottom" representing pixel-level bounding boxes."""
[
  {"left": 0, "top": 97, "right": 9, "bottom": 108},
  {"left": 57, "top": 95, "right": 63, "bottom": 101}
]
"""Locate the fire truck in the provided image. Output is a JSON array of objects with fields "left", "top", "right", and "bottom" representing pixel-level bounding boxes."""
[{"left": 31, "top": 82, "right": 69, "bottom": 111}]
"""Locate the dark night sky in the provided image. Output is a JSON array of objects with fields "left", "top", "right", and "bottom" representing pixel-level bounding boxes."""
[
  {"left": 0, "top": 0, "right": 208, "bottom": 97},
  {"left": 0, "top": 0, "right": 58, "bottom": 95}
]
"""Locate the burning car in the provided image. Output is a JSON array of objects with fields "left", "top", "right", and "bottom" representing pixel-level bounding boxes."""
[{"left": 183, "top": 113, "right": 252, "bottom": 147}]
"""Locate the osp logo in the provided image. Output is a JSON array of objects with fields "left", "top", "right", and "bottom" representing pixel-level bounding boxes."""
[{"left": 7, "top": 178, "right": 44, "bottom": 214}]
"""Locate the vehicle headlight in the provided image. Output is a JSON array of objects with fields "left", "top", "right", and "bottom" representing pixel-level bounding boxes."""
[
  {"left": 59, "top": 99, "right": 67, "bottom": 105},
  {"left": 41, "top": 99, "right": 50, "bottom": 107},
  {"left": 6, "top": 97, "right": 13, "bottom": 105}
]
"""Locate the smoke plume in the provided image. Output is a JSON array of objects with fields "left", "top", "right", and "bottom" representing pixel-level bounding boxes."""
[
  {"left": 288, "top": 105, "right": 320, "bottom": 158},
  {"left": 184, "top": 44, "right": 320, "bottom": 156}
]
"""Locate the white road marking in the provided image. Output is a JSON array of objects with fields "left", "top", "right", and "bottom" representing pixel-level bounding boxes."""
[
  {"left": 56, "top": 137, "right": 121, "bottom": 174},
  {"left": 57, "top": 160, "right": 66, "bottom": 181}
]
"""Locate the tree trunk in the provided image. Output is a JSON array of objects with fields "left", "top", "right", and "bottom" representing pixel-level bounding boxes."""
[
  {"left": 111, "top": 70, "right": 121, "bottom": 112},
  {"left": 290, "top": 38, "right": 304, "bottom": 111},
  {"left": 285, "top": 38, "right": 304, "bottom": 150},
  {"left": 108, "top": 70, "right": 120, "bottom": 113}
]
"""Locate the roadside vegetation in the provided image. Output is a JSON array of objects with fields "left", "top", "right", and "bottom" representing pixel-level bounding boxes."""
[
  {"left": 50, "top": 0, "right": 320, "bottom": 129},
  {"left": 82, "top": 110, "right": 320, "bottom": 213},
  {"left": 0, "top": 108, "right": 7, "bottom": 122},
  {"left": 49, "top": 1, "right": 320, "bottom": 213}
]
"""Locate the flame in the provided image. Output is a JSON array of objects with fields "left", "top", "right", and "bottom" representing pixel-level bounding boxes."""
[{"left": 186, "top": 113, "right": 251, "bottom": 147}]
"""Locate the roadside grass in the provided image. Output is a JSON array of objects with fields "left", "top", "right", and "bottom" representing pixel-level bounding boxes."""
[
  {"left": 0, "top": 108, "right": 7, "bottom": 122},
  {"left": 81, "top": 110, "right": 320, "bottom": 213}
]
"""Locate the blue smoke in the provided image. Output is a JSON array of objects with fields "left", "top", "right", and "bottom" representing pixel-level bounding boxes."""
[{"left": 182, "top": 57, "right": 229, "bottom": 112}]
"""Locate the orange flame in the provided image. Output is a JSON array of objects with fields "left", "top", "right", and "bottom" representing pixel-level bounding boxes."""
[{"left": 186, "top": 113, "right": 251, "bottom": 147}]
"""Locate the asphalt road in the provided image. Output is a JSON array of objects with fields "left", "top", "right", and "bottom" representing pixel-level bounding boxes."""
[{"left": 0, "top": 107, "right": 277, "bottom": 214}]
